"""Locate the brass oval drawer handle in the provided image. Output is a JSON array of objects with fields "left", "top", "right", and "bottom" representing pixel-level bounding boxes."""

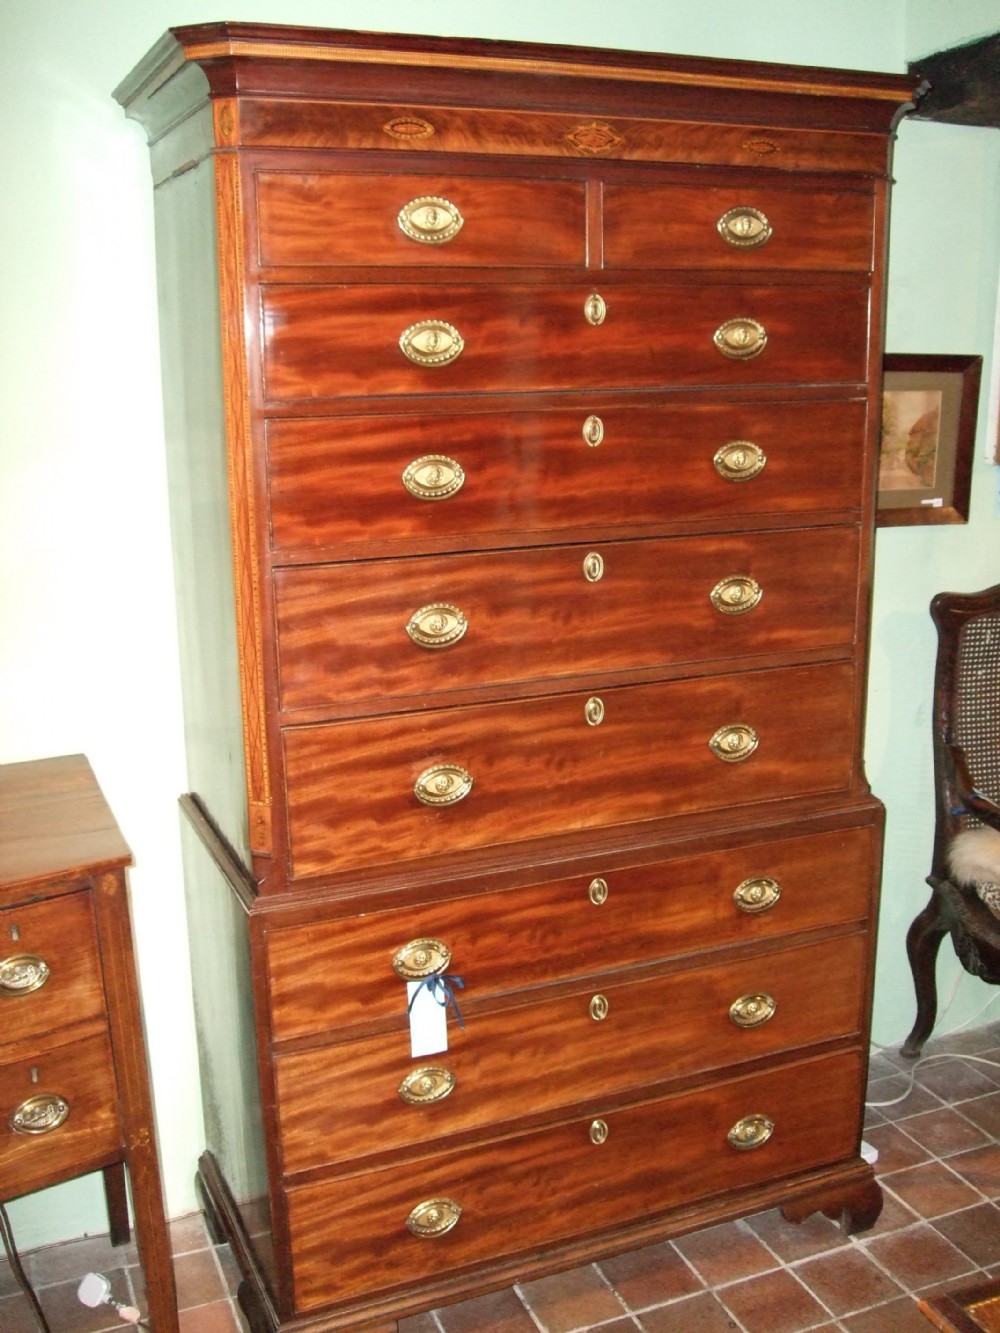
[
  {"left": 402, "top": 454, "right": 465, "bottom": 501},
  {"left": 728, "top": 1113, "right": 775, "bottom": 1151},
  {"left": 583, "top": 552, "right": 604, "bottom": 583},
  {"left": 709, "top": 724, "right": 758, "bottom": 764},
  {"left": 400, "top": 320, "right": 464, "bottom": 367},
  {"left": 585, "top": 697, "right": 605, "bottom": 727},
  {"left": 582, "top": 415, "right": 604, "bottom": 447},
  {"left": 710, "top": 575, "right": 762, "bottom": 616},
  {"left": 589, "top": 993, "right": 610, "bottom": 1022},
  {"left": 10, "top": 1092, "right": 70, "bottom": 1136},
  {"left": 406, "top": 1197, "right": 462, "bottom": 1238},
  {"left": 406, "top": 603, "right": 468, "bottom": 649},
  {"left": 713, "top": 441, "right": 767, "bottom": 482},
  {"left": 714, "top": 318, "right": 767, "bottom": 360},
  {"left": 584, "top": 293, "right": 607, "bottom": 326},
  {"left": 729, "top": 992, "right": 777, "bottom": 1028},
  {"left": 717, "top": 205, "right": 772, "bottom": 249},
  {"left": 393, "top": 938, "right": 452, "bottom": 980},
  {"left": 398, "top": 1065, "right": 456, "bottom": 1105},
  {"left": 0, "top": 954, "right": 50, "bottom": 996},
  {"left": 589, "top": 1118, "right": 609, "bottom": 1145},
  {"left": 588, "top": 877, "right": 609, "bottom": 906},
  {"left": 414, "top": 763, "right": 473, "bottom": 807},
  {"left": 398, "top": 196, "right": 464, "bottom": 245},
  {"left": 733, "top": 876, "right": 782, "bottom": 914}
]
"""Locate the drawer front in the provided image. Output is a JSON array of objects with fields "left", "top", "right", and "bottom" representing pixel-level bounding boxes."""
[
  {"left": 266, "top": 824, "right": 876, "bottom": 1041},
  {"left": 274, "top": 527, "right": 860, "bottom": 714},
  {"left": 603, "top": 182, "right": 874, "bottom": 271},
  {"left": 265, "top": 398, "right": 867, "bottom": 555},
  {"left": 0, "top": 892, "right": 104, "bottom": 1046},
  {"left": 282, "top": 662, "right": 856, "bottom": 878},
  {"left": 0, "top": 1032, "right": 120, "bottom": 1198},
  {"left": 286, "top": 1048, "right": 864, "bottom": 1310},
  {"left": 275, "top": 934, "right": 866, "bottom": 1173},
  {"left": 255, "top": 171, "right": 587, "bottom": 268},
  {"left": 261, "top": 282, "right": 870, "bottom": 402}
]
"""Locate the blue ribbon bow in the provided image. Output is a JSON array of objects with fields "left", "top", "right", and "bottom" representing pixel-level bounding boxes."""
[{"left": 407, "top": 973, "right": 466, "bottom": 1028}]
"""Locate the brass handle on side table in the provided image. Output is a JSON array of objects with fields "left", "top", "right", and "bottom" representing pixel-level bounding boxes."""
[
  {"left": 397, "top": 196, "right": 464, "bottom": 244},
  {"left": 733, "top": 877, "right": 782, "bottom": 914},
  {"left": 406, "top": 604, "right": 468, "bottom": 649},
  {"left": 710, "top": 576, "right": 762, "bottom": 616},
  {"left": 400, "top": 320, "right": 464, "bottom": 367},
  {"left": 413, "top": 763, "right": 473, "bottom": 807},
  {"left": 10, "top": 1092, "right": 70, "bottom": 1135},
  {"left": 729, "top": 992, "right": 776, "bottom": 1028},
  {"left": 708, "top": 724, "right": 758, "bottom": 763},
  {"left": 393, "top": 938, "right": 452, "bottom": 980},
  {"left": 0, "top": 953, "right": 50, "bottom": 996},
  {"left": 717, "top": 206, "right": 772, "bottom": 249},
  {"left": 398, "top": 1066, "right": 456, "bottom": 1105},
  {"left": 714, "top": 318, "right": 767, "bottom": 360},
  {"left": 727, "top": 1114, "right": 774, "bottom": 1151},
  {"left": 713, "top": 441, "right": 766, "bottom": 482},
  {"left": 402, "top": 455, "right": 465, "bottom": 501},
  {"left": 406, "top": 1197, "right": 462, "bottom": 1237}
]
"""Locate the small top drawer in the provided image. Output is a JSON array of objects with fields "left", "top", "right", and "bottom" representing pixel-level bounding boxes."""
[
  {"left": 254, "top": 171, "right": 587, "bottom": 269},
  {"left": 603, "top": 181, "right": 874, "bottom": 271},
  {"left": 0, "top": 892, "right": 104, "bottom": 1048}
]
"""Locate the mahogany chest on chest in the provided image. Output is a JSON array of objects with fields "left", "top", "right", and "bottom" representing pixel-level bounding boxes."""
[{"left": 115, "top": 24, "right": 916, "bottom": 1331}]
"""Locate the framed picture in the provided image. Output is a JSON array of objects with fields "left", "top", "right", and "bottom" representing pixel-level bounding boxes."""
[{"left": 877, "top": 353, "right": 982, "bottom": 526}]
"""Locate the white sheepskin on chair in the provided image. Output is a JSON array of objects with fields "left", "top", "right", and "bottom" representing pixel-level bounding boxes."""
[{"left": 948, "top": 826, "right": 1000, "bottom": 886}]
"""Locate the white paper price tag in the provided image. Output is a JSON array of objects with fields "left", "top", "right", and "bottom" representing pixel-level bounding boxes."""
[{"left": 407, "top": 980, "right": 449, "bottom": 1058}]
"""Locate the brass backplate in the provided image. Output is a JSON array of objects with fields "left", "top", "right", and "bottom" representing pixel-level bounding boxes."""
[
  {"left": 0, "top": 953, "right": 50, "bottom": 996},
  {"left": 398, "top": 196, "right": 464, "bottom": 244},
  {"left": 392, "top": 937, "right": 452, "bottom": 980},
  {"left": 10, "top": 1092, "right": 70, "bottom": 1136},
  {"left": 727, "top": 1113, "right": 775, "bottom": 1150},
  {"left": 402, "top": 455, "right": 465, "bottom": 501}
]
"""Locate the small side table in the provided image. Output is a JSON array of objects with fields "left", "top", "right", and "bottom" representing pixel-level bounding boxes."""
[{"left": 0, "top": 754, "right": 178, "bottom": 1331}]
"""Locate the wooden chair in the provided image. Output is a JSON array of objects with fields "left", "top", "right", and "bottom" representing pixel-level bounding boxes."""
[{"left": 901, "top": 583, "right": 1000, "bottom": 1058}]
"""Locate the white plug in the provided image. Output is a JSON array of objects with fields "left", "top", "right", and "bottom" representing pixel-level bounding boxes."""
[{"left": 77, "top": 1271, "right": 143, "bottom": 1324}]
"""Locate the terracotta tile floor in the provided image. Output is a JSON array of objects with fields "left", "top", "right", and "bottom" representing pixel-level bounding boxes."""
[{"left": 5, "top": 1023, "right": 1000, "bottom": 1332}]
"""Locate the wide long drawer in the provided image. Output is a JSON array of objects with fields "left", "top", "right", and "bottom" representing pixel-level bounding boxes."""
[
  {"left": 261, "top": 282, "right": 870, "bottom": 402},
  {"left": 264, "top": 398, "right": 868, "bottom": 555},
  {"left": 265, "top": 823, "right": 876, "bottom": 1040},
  {"left": 274, "top": 527, "right": 860, "bottom": 714},
  {"left": 285, "top": 1048, "right": 865, "bottom": 1311},
  {"left": 0, "top": 891, "right": 104, "bottom": 1047},
  {"left": 275, "top": 933, "right": 866, "bottom": 1173},
  {"left": 281, "top": 662, "right": 856, "bottom": 878}
]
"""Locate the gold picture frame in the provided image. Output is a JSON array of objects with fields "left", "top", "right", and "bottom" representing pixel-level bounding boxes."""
[{"left": 877, "top": 353, "right": 982, "bottom": 526}]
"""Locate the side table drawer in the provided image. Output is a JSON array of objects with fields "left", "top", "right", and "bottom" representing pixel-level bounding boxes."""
[
  {"left": 0, "top": 891, "right": 105, "bottom": 1045},
  {"left": 1, "top": 1031, "right": 121, "bottom": 1198},
  {"left": 286, "top": 1047, "right": 864, "bottom": 1311}
]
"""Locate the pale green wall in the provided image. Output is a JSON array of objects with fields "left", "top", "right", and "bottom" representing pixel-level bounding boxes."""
[{"left": 1, "top": 0, "right": 997, "bottom": 1251}]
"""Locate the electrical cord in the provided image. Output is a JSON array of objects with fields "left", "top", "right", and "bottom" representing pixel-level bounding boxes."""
[{"left": 0, "top": 1201, "right": 53, "bottom": 1333}]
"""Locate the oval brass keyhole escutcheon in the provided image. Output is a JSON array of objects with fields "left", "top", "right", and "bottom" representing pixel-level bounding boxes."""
[
  {"left": 582, "top": 415, "right": 604, "bottom": 447},
  {"left": 589, "top": 993, "right": 610, "bottom": 1022},
  {"left": 0, "top": 954, "right": 50, "bottom": 996},
  {"left": 713, "top": 441, "right": 766, "bottom": 483},
  {"left": 398, "top": 196, "right": 464, "bottom": 245},
  {"left": 727, "top": 1114, "right": 775, "bottom": 1151},
  {"left": 402, "top": 455, "right": 465, "bottom": 501},
  {"left": 734, "top": 876, "right": 782, "bottom": 914},
  {"left": 709, "top": 724, "right": 758, "bottom": 764},
  {"left": 392, "top": 938, "right": 452, "bottom": 980},
  {"left": 717, "top": 206, "right": 772, "bottom": 248},
  {"left": 583, "top": 552, "right": 604, "bottom": 583},
  {"left": 399, "top": 320, "right": 465, "bottom": 367},
  {"left": 589, "top": 1118, "right": 609, "bottom": 1145},
  {"left": 714, "top": 317, "right": 767, "bottom": 360},
  {"left": 584, "top": 293, "right": 607, "bottom": 326},
  {"left": 413, "top": 763, "right": 473, "bottom": 807},
  {"left": 588, "top": 877, "right": 609, "bottom": 906},
  {"left": 585, "top": 697, "right": 605, "bottom": 727},
  {"left": 398, "top": 1066, "right": 456, "bottom": 1105},
  {"left": 710, "top": 575, "right": 762, "bottom": 616},
  {"left": 406, "top": 603, "right": 468, "bottom": 649},
  {"left": 729, "top": 992, "right": 777, "bottom": 1028},
  {"left": 406, "top": 1198, "right": 462, "bottom": 1237}
]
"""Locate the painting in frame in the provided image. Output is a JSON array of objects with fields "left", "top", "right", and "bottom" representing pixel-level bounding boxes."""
[{"left": 877, "top": 353, "right": 981, "bottom": 526}]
